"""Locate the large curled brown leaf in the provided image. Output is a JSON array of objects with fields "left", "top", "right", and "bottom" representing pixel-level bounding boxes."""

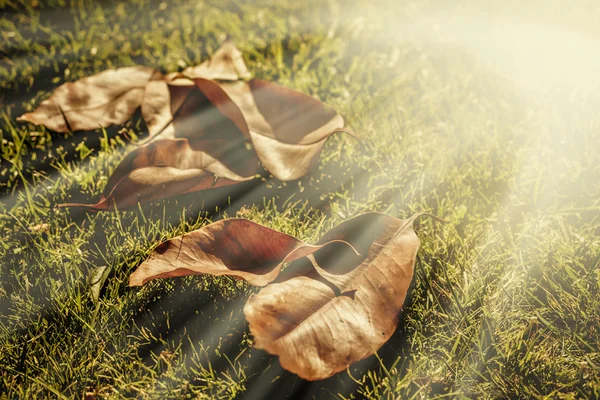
[
  {"left": 148, "top": 77, "right": 353, "bottom": 180},
  {"left": 57, "top": 80, "right": 258, "bottom": 210},
  {"left": 139, "top": 43, "right": 354, "bottom": 180},
  {"left": 243, "top": 213, "right": 422, "bottom": 381},
  {"left": 129, "top": 212, "right": 426, "bottom": 381},
  {"left": 17, "top": 66, "right": 161, "bottom": 132},
  {"left": 128, "top": 218, "right": 357, "bottom": 287}
]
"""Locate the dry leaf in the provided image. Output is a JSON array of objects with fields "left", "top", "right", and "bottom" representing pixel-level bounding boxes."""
[
  {"left": 180, "top": 40, "right": 251, "bottom": 81},
  {"left": 149, "top": 77, "right": 354, "bottom": 181},
  {"left": 220, "top": 79, "right": 352, "bottom": 181},
  {"left": 88, "top": 265, "right": 110, "bottom": 304},
  {"left": 243, "top": 213, "right": 422, "bottom": 380},
  {"left": 57, "top": 76, "right": 258, "bottom": 210},
  {"left": 17, "top": 67, "right": 161, "bottom": 132},
  {"left": 128, "top": 218, "right": 357, "bottom": 287},
  {"left": 58, "top": 136, "right": 258, "bottom": 210},
  {"left": 18, "top": 41, "right": 249, "bottom": 136},
  {"left": 140, "top": 42, "right": 355, "bottom": 180}
]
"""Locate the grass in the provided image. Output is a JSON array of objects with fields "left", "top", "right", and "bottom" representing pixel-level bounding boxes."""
[{"left": 1, "top": 0, "right": 599, "bottom": 398}]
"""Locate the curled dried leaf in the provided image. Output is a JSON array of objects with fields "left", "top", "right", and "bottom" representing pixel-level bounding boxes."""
[
  {"left": 220, "top": 79, "right": 353, "bottom": 181},
  {"left": 148, "top": 77, "right": 354, "bottom": 180},
  {"left": 57, "top": 136, "right": 258, "bottom": 210},
  {"left": 18, "top": 41, "right": 249, "bottom": 135},
  {"left": 243, "top": 213, "right": 422, "bottom": 381},
  {"left": 128, "top": 219, "right": 357, "bottom": 287}
]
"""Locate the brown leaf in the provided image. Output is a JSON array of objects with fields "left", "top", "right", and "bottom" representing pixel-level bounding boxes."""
[
  {"left": 18, "top": 41, "right": 249, "bottom": 136},
  {"left": 220, "top": 79, "right": 352, "bottom": 181},
  {"left": 128, "top": 218, "right": 357, "bottom": 287},
  {"left": 17, "top": 67, "right": 161, "bottom": 132},
  {"left": 58, "top": 78, "right": 257, "bottom": 210},
  {"left": 243, "top": 213, "right": 422, "bottom": 381},
  {"left": 149, "top": 78, "right": 354, "bottom": 180},
  {"left": 141, "top": 42, "right": 353, "bottom": 180},
  {"left": 57, "top": 136, "right": 258, "bottom": 210}
]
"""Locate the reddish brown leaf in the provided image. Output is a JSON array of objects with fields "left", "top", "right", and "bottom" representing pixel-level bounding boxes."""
[
  {"left": 17, "top": 67, "right": 161, "bottom": 132},
  {"left": 57, "top": 135, "right": 258, "bottom": 210},
  {"left": 243, "top": 213, "right": 423, "bottom": 381},
  {"left": 128, "top": 219, "right": 357, "bottom": 287}
]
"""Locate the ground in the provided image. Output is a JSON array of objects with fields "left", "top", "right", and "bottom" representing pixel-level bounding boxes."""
[{"left": 1, "top": 0, "right": 599, "bottom": 399}]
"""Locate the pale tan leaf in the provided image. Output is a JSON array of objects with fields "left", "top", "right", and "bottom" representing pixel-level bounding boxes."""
[{"left": 17, "top": 67, "right": 160, "bottom": 132}]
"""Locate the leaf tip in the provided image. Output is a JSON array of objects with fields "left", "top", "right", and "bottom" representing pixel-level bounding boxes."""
[{"left": 128, "top": 273, "right": 144, "bottom": 287}]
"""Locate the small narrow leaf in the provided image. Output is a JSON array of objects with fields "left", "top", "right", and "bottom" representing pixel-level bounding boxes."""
[{"left": 88, "top": 265, "right": 111, "bottom": 304}]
